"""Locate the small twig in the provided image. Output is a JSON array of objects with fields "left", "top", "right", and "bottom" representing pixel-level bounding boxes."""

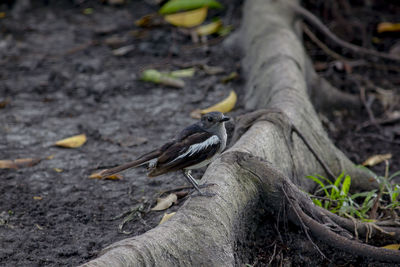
[
  {"left": 268, "top": 242, "right": 278, "bottom": 266},
  {"left": 359, "top": 86, "right": 382, "bottom": 132},
  {"left": 288, "top": 2, "right": 400, "bottom": 62},
  {"left": 302, "top": 23, "right": 348, "bottom": 62}
]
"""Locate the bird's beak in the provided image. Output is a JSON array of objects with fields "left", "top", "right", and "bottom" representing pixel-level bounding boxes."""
[{"left": 220, "top": 116, "right": 230, "bottom": 122}]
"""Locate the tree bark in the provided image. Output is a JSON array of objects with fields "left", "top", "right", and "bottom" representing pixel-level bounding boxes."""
[{"left": 83, "top": 0, "right": 400, "bottom": 266}]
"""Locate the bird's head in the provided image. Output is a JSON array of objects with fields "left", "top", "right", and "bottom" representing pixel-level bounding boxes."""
[{"left": 200, "top": 111, "right": 230, "bottom": 130}]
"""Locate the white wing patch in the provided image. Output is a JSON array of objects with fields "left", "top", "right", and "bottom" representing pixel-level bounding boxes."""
[{"left": 172, "top": 135, "right": 220, "bottom": 162}]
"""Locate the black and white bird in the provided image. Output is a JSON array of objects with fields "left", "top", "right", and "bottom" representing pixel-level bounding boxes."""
[{"left": 96, "top": 111, "right": 230, "bottom": 195}]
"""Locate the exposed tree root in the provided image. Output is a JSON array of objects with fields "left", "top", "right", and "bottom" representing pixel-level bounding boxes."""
[
  {"left": 237, "top": 153, "right": 400, "bottom": 263},
  {"left": 286, "top": 2, "right": 400, "bottom": 62},
  {"left": 83, "top": 1, "right": 399, "bottom": 265}
]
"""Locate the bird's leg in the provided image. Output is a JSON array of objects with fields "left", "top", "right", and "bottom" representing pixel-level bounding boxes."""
[
  {"left": 183, "top": 170, "right": 201, "bottom": 193},
  {"left": 182, "top": 170, "right": 216, "bottom": 197}
]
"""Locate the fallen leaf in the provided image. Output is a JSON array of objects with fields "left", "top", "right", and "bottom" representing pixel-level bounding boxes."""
[
  {"left": 53, "top": 168, "right": 63, "bottom": 173},
  {"left": 0, "top": 12, "right": 5, "bottom": 19},
  {"left": 221, "top": 71, "right": 238, "bottom": 83},
  {"left": 104, "top": 36, "right": 125, "bottom": 48},
  {"left": 374, "top": 88, "right": 397, "bottom": 111},
  {"left": 169, "top": 68, "right": 195, "bottom": 78},
  {"left": 89, "top": 172, "right": 123, "bottom": 180},
  {"left": 0, "top": 158, "right": 41, "bottom": 169},
  {"left": 35, "top": 224, "right": 43, "bottom": 230},
  {"left": 112, "top": 45, "right": 135, "bottom": 56},
  {"left": 160, "top": 0, "right": 222, "bottom": 15},
  {"left": 201, "top": 64, "right": 224, "bottom": 75},
  {"left": 191, "top": 90, "right": 237, "bottom": 119},
  {"left": 33, "top": 196, "right": 43, "bottom": 200},
  {"left": 159, "top": 212, "right": 176, "bottom": 225},
  {"left": 164, "top": 7, "right": 207, "bottom": 28},
  {"left": 377, "top": 22, "right": 400, "bottom": 33},
  {"left": 196, "top": 20, "right": 222, "bottom": 36},
  {"left": 83, "top": 8, "right": 93, "bottom": 15},
  {"left": 141, "top": 69, "right": 185, "bottom": 88},
  {"left": 362, "top": 154, "right": 392, "bottom": 167},
  {"left": 135, "top": 13, "right": 163, "bottom": 28},
  {"left": 382, "top": 244, "right": 400, "bottom": 250},
  {"left": 55, "top": 134, "right": 87, "bottom": 148},
  {"left": 0, "top": 99, "right": 10, "bottom": 109},
  {"left": 151, "top": 193, "right": 178, "bottom": 211},
  {"left": 217, "top": 25, "right": 233, "bottom": 37}
]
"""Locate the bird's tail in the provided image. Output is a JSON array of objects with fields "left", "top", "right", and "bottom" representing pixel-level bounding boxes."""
[{"left": 91, "top": 150, "right": 160, "bottom": 178}]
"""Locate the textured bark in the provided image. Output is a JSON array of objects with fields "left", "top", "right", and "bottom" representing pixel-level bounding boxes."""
[{"left": 83, "top": 1, "right": 398, "bottom": 266}]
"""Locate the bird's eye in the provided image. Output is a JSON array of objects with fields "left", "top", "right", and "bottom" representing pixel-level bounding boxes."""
[{"left": 207, "top": 117, "right": 213, "bottom": 122}]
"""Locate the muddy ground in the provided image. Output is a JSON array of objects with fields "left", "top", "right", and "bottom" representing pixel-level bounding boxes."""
[{"left": 0, "top": 0, "right": 399, "bottom": 266}]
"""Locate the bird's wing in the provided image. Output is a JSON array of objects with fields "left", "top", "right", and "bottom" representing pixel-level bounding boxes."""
[
  {"left": 175, "top": 123, "right": 203, "bottom": 141},
  {"left": 148, "top": 131, "right": 221, "bottom": 176}
]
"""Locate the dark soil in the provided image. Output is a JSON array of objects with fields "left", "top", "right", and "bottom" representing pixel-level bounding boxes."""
[{"left": 0, "top": 0, "right": 399, "bottom": 266}]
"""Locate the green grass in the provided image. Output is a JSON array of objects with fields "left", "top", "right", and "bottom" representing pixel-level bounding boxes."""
[{"left": 306, "top": 163, "right": 400, "bottom": 221}]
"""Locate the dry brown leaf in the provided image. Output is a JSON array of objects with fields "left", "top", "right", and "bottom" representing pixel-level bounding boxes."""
[
  {"left": 159, "top": 212, "right": 176, "bottom": 225},
  {"left": 151, "top": 193, "right": 178, "bottom": 211},
  {"left": 191, "top": 90, "right": 237, "bottom": 119},
  {"left": 135, "top": 13, "right": 164, "bottom": 28},
  {"left": 55, "top": 134, "right": 87, "bottom": 148},
  {"left": 382, "top": 244, "right": 400, "bottom": 250},
  {"left": 164, "top": 7, "right": 207, "bottom": 28},
  {"left": 0, "top": 99, "right": 10, "bottom": 109},
  {"left": 362, "top": 153, "right": 392, "bottom": 167},
  {"left": 0, "top": 158, "right": 41, "bottom": 169}
]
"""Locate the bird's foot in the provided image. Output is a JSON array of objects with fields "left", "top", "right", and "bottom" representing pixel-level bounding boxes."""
[
  {"left": 198, "top": 183, "right": 217, "bottom": 189},
  {"left": 189, "top": 183, "right": 217, "bottom": 197},
  {"left": 190, "top": 191, "right": 216, "bottom": 198}
]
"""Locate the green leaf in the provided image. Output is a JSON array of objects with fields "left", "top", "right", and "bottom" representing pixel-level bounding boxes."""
[
  {"left": 306, "top": 175, "right": 328, "bottom": 196},
  {"left": 160, "top": 0, "right": 223, "bottom": 15},
  {"left": 388, "top": 170, "right": 400, "bottom": 181},
  {"left": 340, "top": 175, "right": 351, "bottom": 196},
  {"left": 316, "top": 174, "right": 333, "bottom": 185},
  {"left": 312, "top": 198, "right": 322, "bottom": 207}
]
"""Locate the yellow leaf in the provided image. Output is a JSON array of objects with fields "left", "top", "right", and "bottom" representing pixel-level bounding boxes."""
[
  {"left": 53, "top": 168, "right": 63, "bottom": 173},
  {"left": 151, "top": 193, "right": 178, "bottom": 211},
  {"left": 55, "top": 134, "right": 87, "bottom": 148},
  {"left": 159, "top": 212, "right": 176, "bottom": 225},
  {"left": 377, "top": 22, "right": 400, "bottom": 33},
  {"left": 362, "top": 153, "right": 392, "bottom": 167},
  {"left": 33, "top": 196, "right": 43, "bottom": 200},
  {"left": 105, "top": 174, "right": 123, "bottom": 180},
  {"left": 196, "top": 20, "right": 222, "bottom": 36},
  {"left": 0, "top": 158, "right": 41, "bottom": 169},
  {"left": 89, "top": 172, "right": 123, "bottom": 180},
  {"left": 382, "top": 244, "right": 400, "bottom": 250},
  {"left": 164, "top": 7, "right": 207, "bottom": 28},
  {"left": 191, "top": 90, "right": 237, "bottom": 119}
]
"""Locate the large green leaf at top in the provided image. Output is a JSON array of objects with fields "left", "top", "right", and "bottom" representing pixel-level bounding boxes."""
[{"left": 160, "top": 0, "right": 223, "bottom": 15}]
